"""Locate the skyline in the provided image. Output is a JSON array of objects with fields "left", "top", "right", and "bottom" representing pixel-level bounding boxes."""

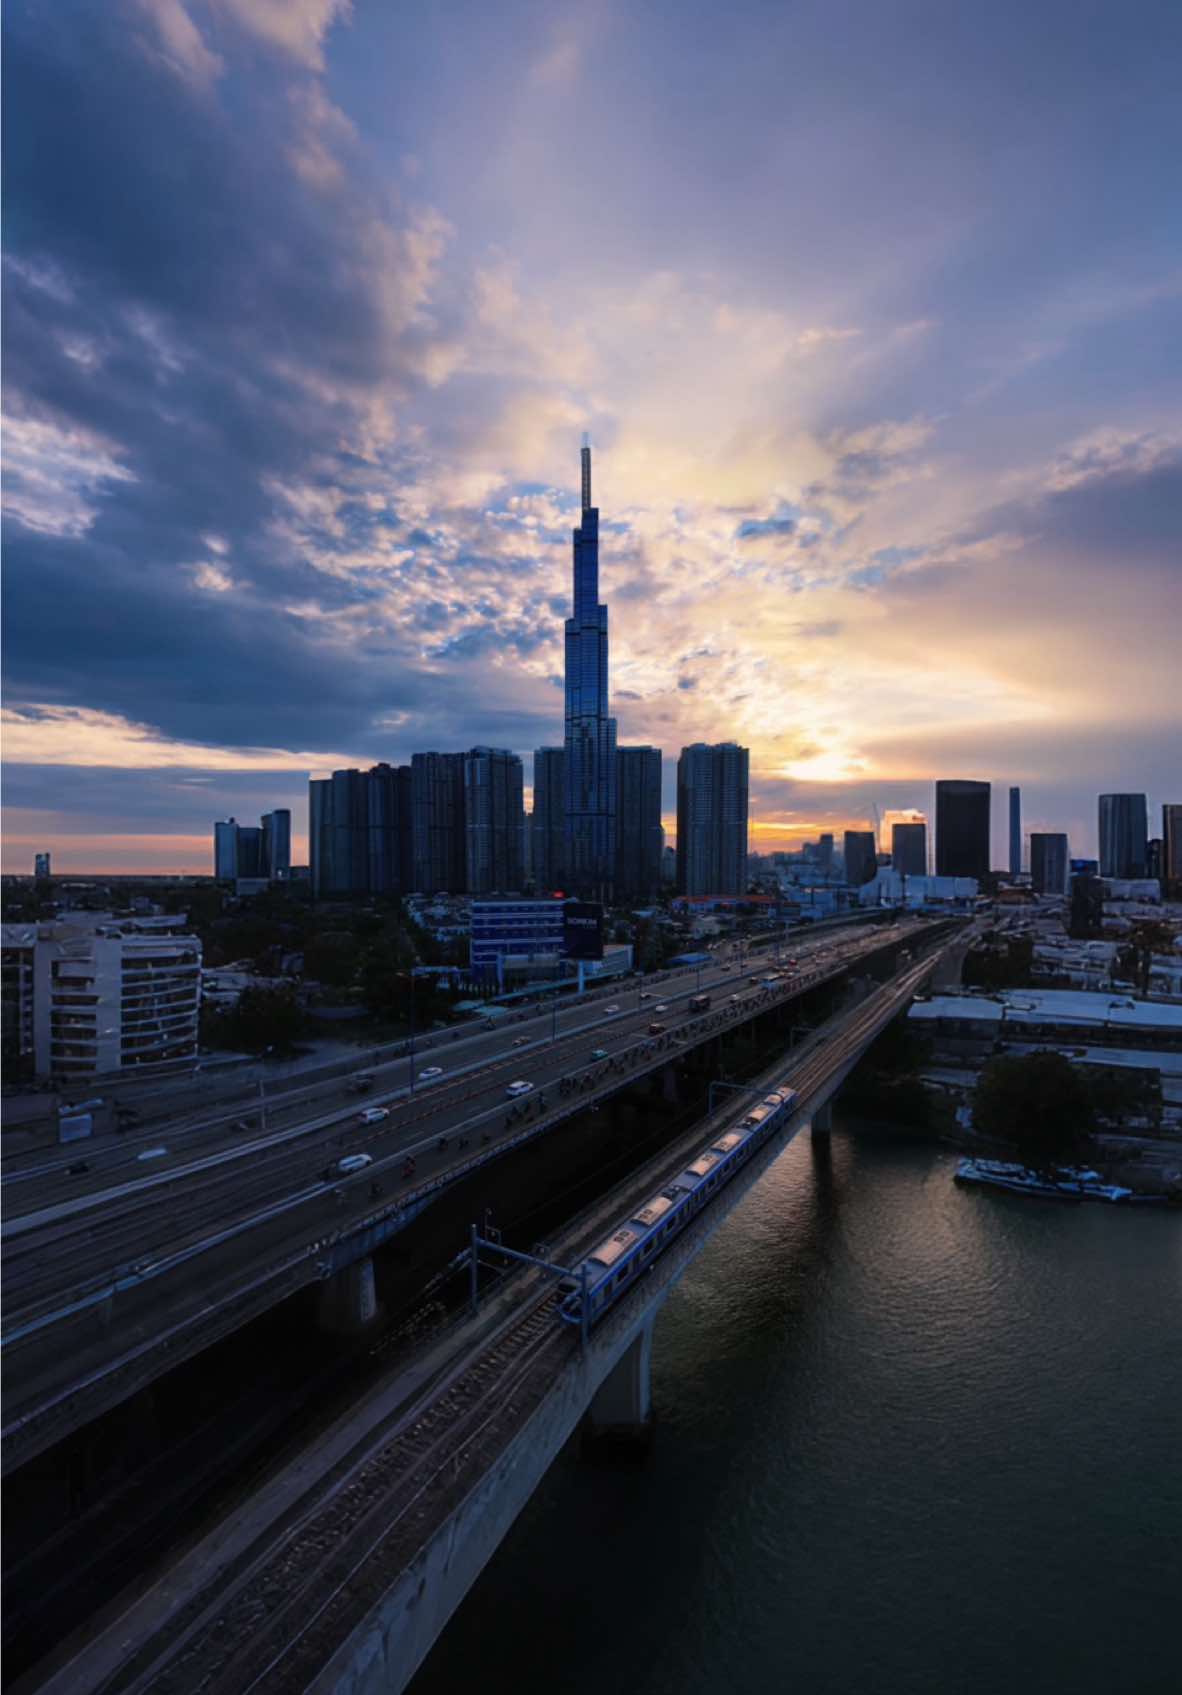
[{"left": 4, "top": 0, "right": 1181, "bottom": 875}]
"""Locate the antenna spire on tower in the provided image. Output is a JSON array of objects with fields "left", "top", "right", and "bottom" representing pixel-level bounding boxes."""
[{"left": 580, "top": 435, "right": 592, "bottom": 512}]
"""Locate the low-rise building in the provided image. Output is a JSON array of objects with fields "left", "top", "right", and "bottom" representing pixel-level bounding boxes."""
[{"left": 1, "top": 913, "right": 202, "bottom": 1079}]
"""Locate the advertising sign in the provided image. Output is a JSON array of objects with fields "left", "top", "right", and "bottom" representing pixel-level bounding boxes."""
[{"left": 563, "top": 900, "right": 604, "bottom": 960}]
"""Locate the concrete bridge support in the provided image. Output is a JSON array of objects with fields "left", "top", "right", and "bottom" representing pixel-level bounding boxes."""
[
  {"left": 583, "top": 1314, "right": 655, "bottom": 1453},
  {"left": 811, "top": 1100, "right": 833, "bottom": 1136},
  {"left": 316, "top": 1256, "right": 382, "bottom": 1335},
  {"left": 661, "top": 1064, "right": 680, "bottom": 1105}
]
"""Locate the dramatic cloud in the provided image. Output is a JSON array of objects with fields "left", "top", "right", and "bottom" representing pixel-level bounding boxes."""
[{"left": 2, "top": 0, "right": 1180, "bottom": 870}]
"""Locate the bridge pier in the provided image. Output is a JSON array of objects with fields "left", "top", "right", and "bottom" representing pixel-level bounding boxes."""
[
  {"left": 661, "top": 1064, "right": 680, "bottom": 1105},
  {"left": 583, "top": 1316, "right": 655, "bottom": 1455},
  {"left": 811, "top": 1100, "right": 833, "bottom": 1136},
  {"left": 316, "top": 1256, "right": 383, "bottom": 1335}
]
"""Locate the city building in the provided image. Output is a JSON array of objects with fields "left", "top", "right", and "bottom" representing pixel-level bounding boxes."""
[
  {"left": 817, "top": 833, "right": 835, "bottom": 875},
  {"left": 1009, "top": 786, "right": 1021, "bottom": 877},
  {"left": 216, "top": 808, "right": 293, "bottom": 885},
  {"left": 676, "top": 742, "right": 749, "bottom": 897},
  {"left": 1162, "top": 804, "right": 1182, "bottom": 898},
  {"left": 310, "top": 765, "right": 413, "bottom": 897},
  {"left": 564, "top": 441, "right": 617, "bottom": 898},
  {"left": 1069, "top": 862, "right": 1105, "bottom": 938},
  {"left": 1098, "top": 793, "right": 1148, "bottom": 878},
  {"left": 935, "top": 779, "right": 991, "bottom": 879},
  {"left": 843, "top": 829, "right": 877, "bottom": 887},
  {"left": 235, "top": 825, "right": 264, "bottom": 879},
  {"left": 261, "top": 809, "right": 292, "bottom": 880},
  {"left": 33, "top": 852, "right": 51, "bottom": 880},
  {"left": 1030, "top": 832, "right": 1069, "bottom": 895},
  {"left": 531, "top": 747, "right": 566, "bottom": 892},
  {"left": 364, "top": 764, "right": 412, "bottom": 896},
  {"left": 464, "top": 747, "right": 525, "bottom": 894},
  {"left": 411, "top": 752, "right": 467, "bottom": 894},
  {"left": 615, "top": 745, "right": 663, "bottom": 900},
  {"left": 469, "top": 897, "right": 566, "bottom": 986},
  {"left": 1, "top": 913, "right": 201, "bottom": 1079},
  {"left": 214, "top": 819, "right": 239, "bottom": 882},
  {"left": 891, "top": 820, "right": 927, "bottom": 877},
  {"left": 857, "top": 869, "right": 978, "bottom": 910}
]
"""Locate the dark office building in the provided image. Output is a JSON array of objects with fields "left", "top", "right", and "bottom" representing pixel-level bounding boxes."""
[
  {"left": 891, "top": 821, "right": 927, "bottom": 878},
  {"left": 616, "top": 746, "right": 664, "bottom": 900},
  {"left": 311, "top": 765, "right": 411, "bottom": 897},
  {"left": 1069, "top": 866, "right": 1104, "bottom": 939},
  {"left": 1009, "top": 786, "right": 1021, "bottom": 877},
  {"left": 564, "top": 442, "right": 618, "bottom": 899},
  {"left": 676, "top": 742, "right": 749, "bottom": 897},
  {"left": 464, "top": 747, "right": 525, "bottom": 893},
  {"left": 261, "top": 809, "right": 291, "bottom": 879},
  {"left": 843, "top": 830, "right": 877, "bottom": 887},
  {"left": 532, "top": 747, "right": 566, "bottom": 892},
  {"left": 1030, "top": 832, "right": 1069, "bottom": 896},
  {"left": 1163, "top": 804, "right": 1182, "bottom": 898},
  {"left": 411, "top": 752, "right": 467, "bottom": 894},
  {"left": 364, "top": 764, "right": 412, "bottom": 895},
  {"left": 935, "top": 780, "right": 991, "bottom": 879},
  {"left": 1098, "top": 793, "right": 1148, "bottom": 878}
]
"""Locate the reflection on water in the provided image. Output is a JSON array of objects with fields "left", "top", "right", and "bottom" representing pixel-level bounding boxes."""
[{"left": 410, "top": 1132, "right": 1182, "bottom": 1695}]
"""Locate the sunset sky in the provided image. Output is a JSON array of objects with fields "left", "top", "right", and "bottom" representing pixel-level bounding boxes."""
[{"left": 3, "top": 0, "right": 1180, "bottom": 874}]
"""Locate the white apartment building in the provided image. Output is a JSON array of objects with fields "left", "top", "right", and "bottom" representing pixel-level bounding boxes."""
[{"left": 1, "top": 913, "right": 202, "bottom": 1079}]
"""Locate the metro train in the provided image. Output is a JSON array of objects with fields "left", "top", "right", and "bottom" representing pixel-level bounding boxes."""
[{"left": 558, "top": 1084, "right": 800, "bottom": 1329}]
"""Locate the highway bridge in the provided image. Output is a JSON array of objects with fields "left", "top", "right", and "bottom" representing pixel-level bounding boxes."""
[
  {"left": 19, "top": 935, "right": 961, "bottom": 1695},
  {"left": 1, "top": 919, "right": 940, "bottom": 1474}
]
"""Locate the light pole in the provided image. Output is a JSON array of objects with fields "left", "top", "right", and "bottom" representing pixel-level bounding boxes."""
[{"left": 408, "top": 970, "right": 417, "bottom": 1094}]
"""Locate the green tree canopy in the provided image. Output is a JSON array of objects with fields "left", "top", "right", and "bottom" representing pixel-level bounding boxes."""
[{"left": 972, "top": 1052, "right": 1095, "bottom": 1165}]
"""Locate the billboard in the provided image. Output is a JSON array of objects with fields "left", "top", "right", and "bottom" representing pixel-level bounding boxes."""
[{"left": 563, "top": 900, "right": 604, "bottom": 960}]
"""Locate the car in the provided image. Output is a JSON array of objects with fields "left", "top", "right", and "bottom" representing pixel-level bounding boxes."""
[
  {"left": 66, "top": 1160, "right": 90, "bottom": 1176},
  {"left": 506, "top": 1079, "right": 534, "bottom": 1098},
  {"left": 325, "top": 1153, "right": 373, "bottom": 1179},
  {"left": 648, "top": 1021, "right": 668, "bottom": 1035},
  {"left": 359, "top": 1106, "right": 389, "bottom": 1124},
  {"left": 590, "top": 1048, "right": 608, "bottom": 1060},
  {"left": 605, "top": 1004, "right": 620, "bottom": 1013},
  {"left": 639, "top": 991, "right": 653, "bottom": 1000},
  {"left": 654, "top": 1003, "right": 668, "bottom": 1014},
  {"left": 730, "top": 993, "right": 742, "bottom": 1002},
  {"left": 513, "top": 1036, "right": 530, "bottom": 1047},
  {"left": 420, "top": 1065, "right": 444, "bottom": 1080}
]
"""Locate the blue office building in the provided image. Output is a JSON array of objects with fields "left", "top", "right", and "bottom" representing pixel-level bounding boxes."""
[{"left": 564, "top": 441, "right": 617, "bottom": 898}]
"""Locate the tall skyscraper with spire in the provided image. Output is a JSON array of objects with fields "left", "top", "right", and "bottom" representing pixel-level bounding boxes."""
[{"left": 564, "top": 439, "right": 617, "bottom": 896}]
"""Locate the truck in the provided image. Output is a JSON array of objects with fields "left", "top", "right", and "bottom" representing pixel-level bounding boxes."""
[{"left": 689, "top": 993, "right": 711, "bottom": 1012}]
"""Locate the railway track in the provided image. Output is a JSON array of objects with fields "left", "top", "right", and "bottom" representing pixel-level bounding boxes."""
[{"left": 26, "top": 935, "right": 955, "bottom": 1695}]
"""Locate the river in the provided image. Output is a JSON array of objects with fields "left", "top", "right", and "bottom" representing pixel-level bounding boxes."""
[{"left": 409, "top": 1129, "right": 1182, "bottom": 1695}]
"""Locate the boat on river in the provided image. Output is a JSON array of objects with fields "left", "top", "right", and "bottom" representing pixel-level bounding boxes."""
[{"left": 954, "top": 1158, "right": 1145, "bottom": 1204}]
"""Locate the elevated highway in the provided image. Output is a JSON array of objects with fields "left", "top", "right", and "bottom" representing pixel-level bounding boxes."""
[
  {"left": 24, "top": 941, "right": 956, "bottom": 1695},
  {"left": 2, "top": 918, "right": 949, "bottom": 1472}
]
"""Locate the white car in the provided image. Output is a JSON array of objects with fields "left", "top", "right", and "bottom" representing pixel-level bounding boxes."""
[
  {"left": 654, "top": 1003, "right": 669, "bottom": 1014},
  {"left": 505, "top": 1079, "right": 534, "bottom": 1098},
  {"left": 420, "top": 1066, "right": 444, "bottom": 1081},
  {"left": 334, "top": 1153, "right": 373, "bottom": 1176},
  {"left": 359, "top": 1106, "right": 389, "bottom": 1124},
  {"left": 605, "top": 1004, "right": 620, "bottom": 1013}
]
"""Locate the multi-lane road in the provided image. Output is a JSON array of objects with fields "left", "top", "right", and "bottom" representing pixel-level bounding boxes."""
[{"left": 1, "top": 919, "right": 931, "bottom": 1465}]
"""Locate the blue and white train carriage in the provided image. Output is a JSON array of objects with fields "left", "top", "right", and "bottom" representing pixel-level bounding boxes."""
[{"left": 559, "top": 1085, "right": 799, "bottom": 1329}]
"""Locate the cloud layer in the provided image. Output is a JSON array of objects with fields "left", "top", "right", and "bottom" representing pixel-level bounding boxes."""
[{"left": 3, "top": 0, "right": 1180, "bottom": 872}]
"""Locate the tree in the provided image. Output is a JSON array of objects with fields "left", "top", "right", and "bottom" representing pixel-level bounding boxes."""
[
  {"left": 1115, "top": 920, "right": 1178, "bottom": 996},
  {"left": 201, "top": 985, "right": 307, "bottom": 1054},
  {"left": 972, "top": 1052, "right": 1095, "bottom": 1166}
]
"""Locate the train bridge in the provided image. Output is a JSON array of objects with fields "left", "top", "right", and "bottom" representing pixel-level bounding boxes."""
[{"left": 21, "top": 938, "right": 960, "bottom": 1695}]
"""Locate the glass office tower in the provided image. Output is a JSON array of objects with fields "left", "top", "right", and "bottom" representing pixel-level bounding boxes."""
[{"left": 564, "top": 441, "right": 617, "bottom": 897}]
